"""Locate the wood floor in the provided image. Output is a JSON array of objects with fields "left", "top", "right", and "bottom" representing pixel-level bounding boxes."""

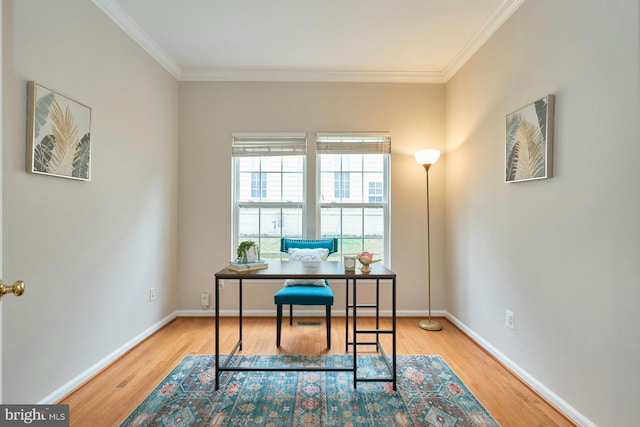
[{"left": 60, "top": 316, "right": 575, "bottom": 426}]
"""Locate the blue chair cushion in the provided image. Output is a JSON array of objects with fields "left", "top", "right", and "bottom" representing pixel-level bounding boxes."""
[{"left": 274, "top": 282, "right": 334, "bottom": 306}]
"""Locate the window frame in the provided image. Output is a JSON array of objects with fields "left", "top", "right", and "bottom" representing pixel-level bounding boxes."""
[
  {"left": 231, "top": 132, "right": 391, "bottom": 265},
  {"left": 315, "top": 133, "right": 391, "bottom": 264},
  {"left": 231, "top": 133, "right": 307, "bottom": 261}
]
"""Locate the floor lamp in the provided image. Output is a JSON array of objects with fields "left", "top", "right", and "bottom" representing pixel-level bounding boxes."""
[{"left": 415, "top": 149, "right": 443, "bottom": 331}]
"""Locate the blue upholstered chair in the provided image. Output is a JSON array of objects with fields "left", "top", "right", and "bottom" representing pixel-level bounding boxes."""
[{"left": 274, "top": 237, "right": 338, "bottom": 348}]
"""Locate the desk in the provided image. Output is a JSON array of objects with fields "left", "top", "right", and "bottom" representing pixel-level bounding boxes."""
[{"left": 214, "top": 260, "right": 397, "bottom": 390}]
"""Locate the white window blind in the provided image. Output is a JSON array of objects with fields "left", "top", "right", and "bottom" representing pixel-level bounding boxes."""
[
  {"left": 232, "top": 133, "right": 307, "bottom": 157},
  {"left": 316, "top": 132, "right": 391, "bottom": 154}
]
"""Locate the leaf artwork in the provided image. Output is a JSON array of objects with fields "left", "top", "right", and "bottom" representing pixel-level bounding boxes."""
[
  {"left": 47, "top": 99, "right": 81, "bottom": 176},
  {"left": 513, "top": 119, "right": 545, "bottom": 180},
  {"left": 29, "top": 83, "right": 91, "bottom": 180},
  {"left": 73, "top": 134, "right": 91, "bottom": 179},
  {"left": 34, "top": 92, "right": 54, "bottom": 138},
  {"left": 505, "top": 97, "right": 551, "bottom": 182}
]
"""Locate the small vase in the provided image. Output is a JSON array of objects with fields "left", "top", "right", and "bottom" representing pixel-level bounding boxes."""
[{"left": 245, "top": 246, "right": 258, "bottom": 262}]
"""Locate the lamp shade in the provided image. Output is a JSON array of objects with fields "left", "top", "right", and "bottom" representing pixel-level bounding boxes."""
[{"left": 414, "top": 149, "right": 441, "bottom": 166}]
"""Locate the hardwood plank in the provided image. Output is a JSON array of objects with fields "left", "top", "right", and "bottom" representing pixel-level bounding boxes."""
[{"left": 60, "top": 317, "right": 576, "bottom": 426}]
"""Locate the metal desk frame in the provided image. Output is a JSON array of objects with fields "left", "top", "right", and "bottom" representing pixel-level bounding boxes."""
[{"left": 214, "top": 260, "right": 397, "bottom": 390}]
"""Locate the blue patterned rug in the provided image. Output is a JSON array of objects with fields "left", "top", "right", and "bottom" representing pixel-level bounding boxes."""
[{"left": 120, "top": 354, "right": 500, "bottom": 426}]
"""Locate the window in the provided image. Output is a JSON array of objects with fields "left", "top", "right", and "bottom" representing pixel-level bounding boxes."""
[
  {"left": 368, "top": 181, "right": 383, "bottom": 202},
  {"left": 251, "top": 172, "right": 267, "bottom": 198},
  {"left": 232, "top": 133, "right": 306, "bottom": 260},
  {"left": 334, "top": 172, "right": 350, "bottom": 199},
  {"left": 317, "top": 133, "right": 391, "bottom": 263},
  {"left": 232, "top": 132, "right": 391, "bottom": 264}
]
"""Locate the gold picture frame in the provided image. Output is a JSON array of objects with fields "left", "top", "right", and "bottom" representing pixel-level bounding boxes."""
[
  {"left": 505, "top": 94, "right": 554, "bottom": 183},
  {"left": 27, "top": 81, "right": 92, "bottom": 181}
]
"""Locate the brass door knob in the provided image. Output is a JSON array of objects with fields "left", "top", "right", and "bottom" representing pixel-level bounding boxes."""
[{"left": 0, "top": 280, "right": 25, "bottom": 299}]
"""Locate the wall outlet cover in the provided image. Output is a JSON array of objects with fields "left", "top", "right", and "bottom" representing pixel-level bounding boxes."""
[{"left": 506, "top": 310, "right": 515, "bottom": 330}]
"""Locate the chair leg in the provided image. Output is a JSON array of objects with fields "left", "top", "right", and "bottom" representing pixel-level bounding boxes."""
[
  {"left": 289, "top": 304, "right": 293, "bottom": 325},
  {"left": 276, "top": 304, "right": 282, "bottom": 347},
  {"left": 326, "top": 305, "right": 331, "bottom": 349}
]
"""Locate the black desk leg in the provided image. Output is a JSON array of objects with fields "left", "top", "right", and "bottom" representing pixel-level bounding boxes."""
[
  {"left": 376, "top": 278, "right": 380, "bottom": 351},
  {"left": 392, "top": 276, "right": 397, "bottom": 390},
  {"left": 353, "top": 277, "right": 357, "bottom": 388},
  {"left": 215, "top": 276, "right": 220, "bottom": 390},
  {"left": 239, "top": 278, "right": 243, "bottom": 351},
  {"left": 345, "top": 278, "right": 349, "bottom": 351}
]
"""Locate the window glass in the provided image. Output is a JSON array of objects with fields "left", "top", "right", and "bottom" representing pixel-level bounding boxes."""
[
  {"left": 233, "top": 134, "right": 306, "bottom": 261},
  {"left": 317, "top": 138, "right": 390, "bottom": 263}
]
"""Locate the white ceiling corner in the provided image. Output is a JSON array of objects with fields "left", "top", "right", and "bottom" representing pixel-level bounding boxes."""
[
  {"left": 91, "top": 0, "right": 184, "bottom": 79},
  {"left": 442, "top": 0, "right": 526, "bottom": 81}
]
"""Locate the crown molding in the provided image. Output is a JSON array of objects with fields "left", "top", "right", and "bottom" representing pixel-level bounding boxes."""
[
  {"left": 443, "top": 0, "right": 526, "bottom": 81},
  {"left": 93, "top": 0, "right": 525, "bottom": 83},
  {"left": 180, "top": 69, "right": 445, "bottom": 83},
  {"left": 91, "top": 0, "right": 183, "bottom": 79}
]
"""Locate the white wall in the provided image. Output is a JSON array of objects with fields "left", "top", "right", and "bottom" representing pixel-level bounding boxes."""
[
  {"left": 0, "top": 0, "right": 4, "bottom": 404},
  {"left": 445, "top": 1, "right": 640, "bottom": 425},
  {"left": 2, "top": 0, "right": 179, "bottom": 403},
  {"left": 178, "top": 82, "right": 446, "bottom": 315}
]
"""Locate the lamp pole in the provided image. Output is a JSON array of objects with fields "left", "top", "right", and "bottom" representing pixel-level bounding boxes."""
[{"left": 415, "top": 150, "right": 442, "bottom": 331}]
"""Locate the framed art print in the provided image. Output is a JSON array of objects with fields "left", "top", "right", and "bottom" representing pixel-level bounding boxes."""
[
  {"left": 505, "top": 94, "right": 554, "bottom": 183},
  {"left": 27, "top": 81, "right": 92, "bottom": 181}
]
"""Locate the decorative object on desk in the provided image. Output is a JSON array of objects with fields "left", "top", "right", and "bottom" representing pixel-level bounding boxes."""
[
  {"left": 120, "top": 354, "right": 499, "bottom": 427},
  {"left": 343, "top": 254, "right": 356, "bottom": 272},
  {"left": 27, "top": 81, "right": 92, "bottom": 181},
  {"left": 356, "top": 251, "right": 380, "bottom": 273},
  {"left": 236, "top": 240, "right": 259, "bottom": 263},
  {"left": 415, "top": 149, "right": 443, "bottom": 331},
  {"left": 505, "top": 94, "right": 554, "bottom": 183},
  {"left": 228, "top": 260, "right": 268, "bottom": 272}
]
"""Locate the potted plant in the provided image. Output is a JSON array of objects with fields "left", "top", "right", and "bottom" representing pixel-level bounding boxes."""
[{"left": 236, "top": 240, "right": 260, "bottom": 263}]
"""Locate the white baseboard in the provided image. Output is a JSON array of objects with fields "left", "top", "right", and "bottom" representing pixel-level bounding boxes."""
[
  {"left": 176, "top": 309, "right": 448, "bottom": 318},
  {"left": 40, "top": 312, "right": 177, "bottom": 404},
  {"left": 445, "top": 312, "right": 595, "bottom": 427}
]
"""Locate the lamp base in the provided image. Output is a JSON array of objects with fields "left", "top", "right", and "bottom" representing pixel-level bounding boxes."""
[{"left": 418, "top": 319, "right": 443, "bottom": 331}]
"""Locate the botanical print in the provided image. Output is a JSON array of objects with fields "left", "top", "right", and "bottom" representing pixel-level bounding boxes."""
[
  {"left": 28, "top": 82, "right": 91, "bottom": 180},
  {"left": 505, "top": 95, "right": 554, "bottom": 182}
]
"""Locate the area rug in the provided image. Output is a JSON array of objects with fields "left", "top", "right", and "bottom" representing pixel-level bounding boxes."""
[{"left": 120, "top": 354, "right": 500, "bottom": 427}]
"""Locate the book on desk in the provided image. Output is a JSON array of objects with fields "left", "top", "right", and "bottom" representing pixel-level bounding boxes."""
[{"left": 228, "top": 260, "right": 268, "bottom": 272}]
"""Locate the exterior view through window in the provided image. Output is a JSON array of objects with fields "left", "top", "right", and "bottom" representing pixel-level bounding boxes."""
[{"left": 232, "top": 132, "right": 390, "bottom": 263}]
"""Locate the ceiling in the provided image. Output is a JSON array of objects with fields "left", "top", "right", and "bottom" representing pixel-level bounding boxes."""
[{"left": 93, "top": 0, "right": 524, "bottom": 82}]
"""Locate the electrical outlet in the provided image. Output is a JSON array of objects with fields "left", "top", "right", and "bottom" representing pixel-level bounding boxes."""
[
  {"left": 505, "top": 310, "right": 514, "bottom": 330},
  {"left": 200, "top": 292, "right": 210, "bottom": 308},
  {"left": 149, "top": 288, "right": 156, "bottom": 302}
]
